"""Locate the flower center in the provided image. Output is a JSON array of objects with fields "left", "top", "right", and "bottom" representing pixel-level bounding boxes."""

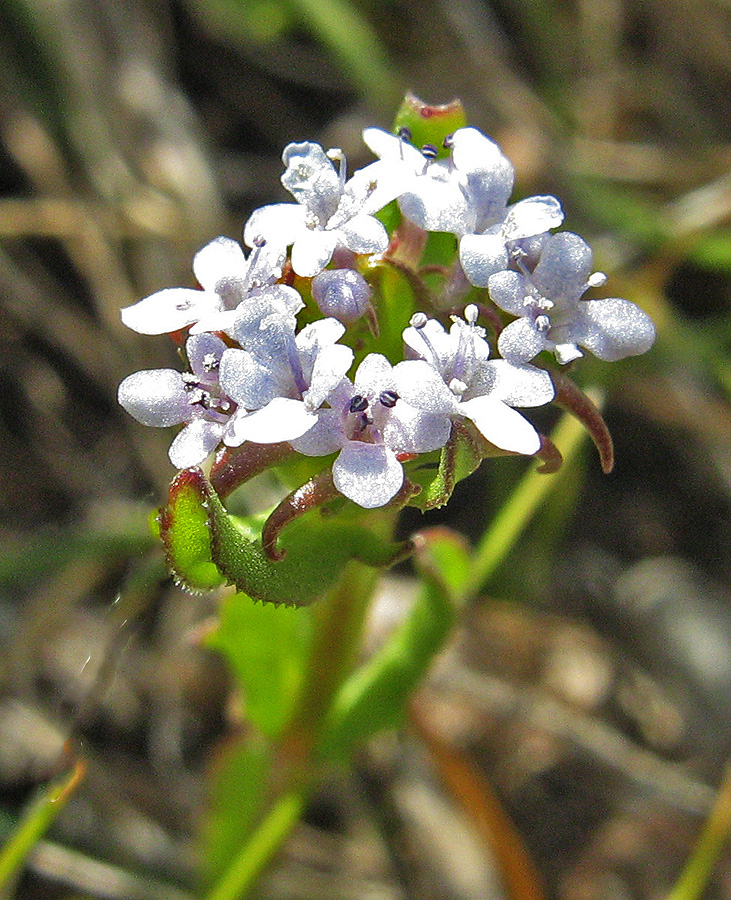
[
  {"left": 344, "top": 390, "right": 398, "bottom": 442},
  {"left": 239, "top": 236, "right": 269, "bottom": 296},
  {"left": 326, "top": 148, "right": 347, "bottom": 191},
  {"left": 421, "top": 143, "right": 438, "bottom": 175},
  {"left": 450, "top": 304, "right": 480, "bottom": 385},
  {"left": 283, "top": 331, "right": 308, "bottom": 397},
  {"left": 409, "top": 313, "right": 441, "bottom": 371}
]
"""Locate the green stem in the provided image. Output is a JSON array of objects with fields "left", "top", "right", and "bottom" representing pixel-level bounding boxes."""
[
  {"left": 458, "top": 399, "right": 593, "bottom": 602},
  {"left": 204, "top": 789, "right": 306, "bottom": 900},
  {"left": 204, "top": 513, "right": 395, "bottom": 899},
  {"left": 666, "top": 760, "right": 731, "bottom": 900},
  {"left": 291, "top": 561, "right": 379, "bottom": 741}
]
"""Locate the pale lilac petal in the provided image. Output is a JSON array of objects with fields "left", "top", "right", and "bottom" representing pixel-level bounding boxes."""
[
  {"left": 118, "top": 370, "right": 190, "bottom": 426},
  {"left": 281, "top": 142, "right": 341, "bottom": 224},
  {"left": 189, "top": 308, "right": 239, "bottom": 336},
  {"left": 487, "top": 270, "right": 531, "bottom": 316},
  {"left": 450, "top": 127, "right": 511, "bottom": 177},
  {"left": 458, "top": 395, "right": 541, "bottom": 454},
  {"left": 470, "top": 360, "right": 554, "bottom": 407},
  {"left": 464, "top": 167, "right": 514, "bottom": 235},
  {"left": 449, "top": 318, "right": 491, "bottom": 364},
  {"left": 353, "top": 353, "right": 394, "bottom": 396},
  {"left": 295, "top": 317, "right": 346, "bottom": 355},
  {"left": 305, "top": 344, "right": 354, "bottom": 410},
  {"left": 244, "top": 203, "right": 307, "bottom": 251},
  {"left": 497, "top": 318, "right": 547, "bottom": 363},
  {"left": 450, "top": 128, "right": 515, "bottom": 232},
  {"left": 532, "top": 232, "right": 592, "bottom": 301},
  {"left": 290, "top": 408, "right": 344, "bottom": 456},
  {"left": 502, "top": 196, "right": 563, "bottom": 242},
  {"left": 337, "top": 214, "right": 389, "bottom": 255},
  {"left": 578, "top": 298, "right": 657, "bottom": 361},
  {"left": 362, "top": 127, "right": 425, "bottom": 172},
  {"left": 296, "top": 317, "right": 347, "bottom": 381},
  {"left": 121, "top": 288, "right": 219, "bottom": 335},
  {"left": 400, "top": 179, "right": 471, "bottom": 235},
  {"left": 403, "top": 317, "right": 451, "bottom": 365},
  {"left": 381, "top": 404, "right": 452, "bottom": 454},
  {"left": 235, "top": 397, "right": 318, "bottom": 444},
  {"left": 192, "top": 236, "right": 248, "bottom": 294},
  {"left": 223, "top": 408, "right": 251, "bottom": 448},
  {"left": 393, "top": 359, "right": 457, "bottom": 415},
  {"left": 231, "top": 285, "right": 304, "bottom": 352},
  {"left": 459, "top": 232, "right": 510, "bottom": 287},
  {"left": 290, "top": 229, "right": 340, "bottom": 277},
  {"left": 219, "top": 348, "right": 277, "bottom": 409},
  {"left": 347, "top": 160, "right": 405, "bottom": 215},
  {"left": 333, "top": 442, "right": 404, "bottom": 508},
  {"left": 553, "top": 342, "right": 584, "bottom": 365},
  {"left": 327, "top": 378, "right": 356, "bottom": 412},
  {"left": 169, "top": 419, "right": 224, "bottom": 468}
]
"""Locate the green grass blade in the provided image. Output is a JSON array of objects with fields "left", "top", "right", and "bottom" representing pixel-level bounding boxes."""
[
  {"left": 0, "top": 759, "right": 86, "bottom": 891},
  {"left": 459, "top": 397, "right": 595, "bottom": 602}
]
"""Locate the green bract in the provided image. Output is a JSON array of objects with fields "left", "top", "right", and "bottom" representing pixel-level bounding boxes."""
[
  {"left": 159, "top": 467, "right": 412, "bottom": 606},
  {"left": 393, "top": 92, "right": 468, "bottom": 158}
]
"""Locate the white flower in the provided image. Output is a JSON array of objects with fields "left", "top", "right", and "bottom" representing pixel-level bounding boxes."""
[
  {"left": 120, "top": 236, "right": 284, "bottom": 336},
  {"left": 363, "top": 126, "right": 563, "bottom": 282},
  {"left": 291, "top": 354, "right": 453, "bottom": 508},
  {"left": 402, "top": 305, "right": 554, "bottom": 454},
  {"left": 118, "top": 333, "right": 235, "bottom": 467},
  {"left": 459, "top": 195, "right": 564, "bottom": 287},
  {"left": 488, "top": 232, "right": 657, "bottom": 364},
  {"left": 218, "top": 290, "right": 353, "bottom": 446},
  {"left": 243, "top": 142, "right": 399, "bottom": 278}
]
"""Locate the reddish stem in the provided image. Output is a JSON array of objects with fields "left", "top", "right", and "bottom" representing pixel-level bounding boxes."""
[
  {"left": 261, "top": 469, "right": 341, "bottom": 561},
  {"left": 209, "top": 442, "right": 296, "bottom": 499},
  {"left": 550, "top": 370, "right": 615, "bottom": 473}
]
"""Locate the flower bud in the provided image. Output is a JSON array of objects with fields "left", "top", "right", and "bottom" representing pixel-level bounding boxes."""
[{"left": 311, "top": 269, "right": 371, "bottom": 324}]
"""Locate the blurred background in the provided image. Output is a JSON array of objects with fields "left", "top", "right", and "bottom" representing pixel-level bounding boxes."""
[{"left": 1, "top": 0, "right": 731, "bottom": 897}]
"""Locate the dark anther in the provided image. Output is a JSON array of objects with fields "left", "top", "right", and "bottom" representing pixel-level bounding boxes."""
[
  {"left": 443, "top": 133, "right": 454, "bottom": 150},
  {"left": 189, "top": 389, "right": 209, "bottom": 408},
  {"left": 349, "top": 394, "right": 368, "bottom": 413},
  {"left": 379, "top": 390, "right": 399, "bottom": 408},
  {"left": 397, "top": 126, "right": 412, "bottom": 142},
  {"left": 252, "top": 235, "right": 267, "bottom": 247},
  {"left": 421, "top": 143, "right": 438, "bottom": 159}
]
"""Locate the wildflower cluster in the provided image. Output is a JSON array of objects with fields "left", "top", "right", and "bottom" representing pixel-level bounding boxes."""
[{"left": 119, "top": 100, "right": 655, "bottom": 517}]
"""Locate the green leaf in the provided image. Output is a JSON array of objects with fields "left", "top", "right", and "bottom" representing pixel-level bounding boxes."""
[
  {"left": 416, "top": 525, "right": 474, "bottom": 599},
  {"left": 365, "top": 261, "right": 420, "bottom": 364},
  {"left": 200, "top": 735, "right": 271, "bottom": 889},
  {"left": 205, "top": 593, "right": 312, "bottom": 739},
  {"left": 320, "top": 528, "right": 471, "bottom": 761},
  {"left": 160, "top": 468, "right": 411, "bottom": 606},
  {"left": 409, "top": 421, "right": 486, "bottom": 510},
  {"left": 287, "top": 0, "right": 399, "bottom": 104},
  {"left": 688, "top": 230, "right": 731, "bottom": 274}
]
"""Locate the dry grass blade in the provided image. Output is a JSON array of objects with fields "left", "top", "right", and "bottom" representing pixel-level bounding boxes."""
[{"left": 410, "top": 698, "right": 548, "bottom": 900}]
